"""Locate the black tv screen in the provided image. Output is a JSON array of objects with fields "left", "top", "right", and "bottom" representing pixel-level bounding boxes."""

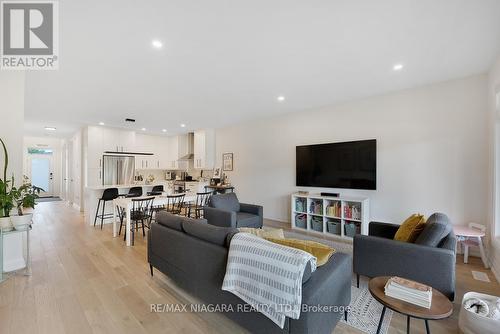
[{"left": 296, "top": 139, "right": 376, "bottom": 190}]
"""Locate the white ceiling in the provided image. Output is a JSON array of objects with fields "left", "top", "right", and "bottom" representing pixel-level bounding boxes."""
[{"left": 24, "top": 0, "right": 500, "bottom": 138}]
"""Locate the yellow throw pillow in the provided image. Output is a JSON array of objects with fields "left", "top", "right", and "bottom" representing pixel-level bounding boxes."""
[
  {"left": 394, "top": 214, "right": 426, "bottom": 243},
  {"left": 265, "top": 238, "right": 335, "bottom": 266},
  {"left": 239, "top": 227, "right": 285, "bottom": 239}
]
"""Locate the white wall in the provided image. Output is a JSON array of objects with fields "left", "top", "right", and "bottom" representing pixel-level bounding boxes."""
[
  {"left": 488, "top": 57, "right": 500, "bottom": 280},
  {"left": 0, "top": 72, "right": 25, "bottom": 179},
  {"left": 215, "top": 74, "right": 489, "bottom": 226},
  {"left": 70, "top": 130, "right": 84, "bottom": 211},
  {"left": 0, "top": 72, "right": 27, "bottom": 271},
  {"left": 23, "top": 136, "right": 64, "bottom": 197}
]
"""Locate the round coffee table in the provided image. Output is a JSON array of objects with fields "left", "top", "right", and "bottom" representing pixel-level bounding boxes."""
[{"left": 368, "top": 276, "right": 453, "bottom": 334}]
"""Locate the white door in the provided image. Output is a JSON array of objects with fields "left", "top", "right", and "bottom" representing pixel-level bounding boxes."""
[
  {"left": 61, "top": 142, "right": 69, "bottom": 200},
  {"left": 28, "top": 154, "right": 53, "bottom": 197}
]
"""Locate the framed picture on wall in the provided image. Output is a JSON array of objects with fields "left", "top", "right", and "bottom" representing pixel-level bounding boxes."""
[
  {"left": 213, "top": 167, "right": 222, "bottom": 179},
  {"left": 223, "top": 153, "right": 233, "bottom": 171}
]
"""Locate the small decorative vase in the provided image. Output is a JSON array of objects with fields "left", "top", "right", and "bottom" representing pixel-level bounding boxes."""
[
  {"left": 0, "top": 216, "right": 14, "bottom": 232},
  {"left": 10, "top": 214, "right": 32, "bottom": 231}
]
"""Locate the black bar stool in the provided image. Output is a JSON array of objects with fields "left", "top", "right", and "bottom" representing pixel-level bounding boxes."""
[
  {"left": 124, "top": 186, "right": 143, "bottom": 198},
  {"left": 93, "top": 188, "right": 119, "bottom": 229},
  {"left": 147, "top": 185, "right": 164, "bottom": 196}
]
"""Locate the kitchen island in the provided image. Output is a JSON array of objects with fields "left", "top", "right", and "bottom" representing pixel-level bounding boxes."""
[
  {"left": 85, "top": 184, "right": 157, "bottom": 226},
  {"left": 84, "top": 180, "right": 209, "bottom": 226}
]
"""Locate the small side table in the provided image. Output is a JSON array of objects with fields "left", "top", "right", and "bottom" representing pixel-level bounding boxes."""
[
  {"left": 369, "top": 276, "right": 453, "bottom": 334},
  {"left": 0, "top": 223, "right": 32, "bottom": 283},
  {"left": 453, "top": 224, "right": 489, "bottom": 268}
]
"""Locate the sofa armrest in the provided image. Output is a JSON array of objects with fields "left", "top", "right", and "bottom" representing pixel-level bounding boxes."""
[
  {"left": 369, "top": 221, "right": 400, "bottom": 239},
  {"left": 239, "top": 203, "right": 263, "bottom": 217},
  {"left": 353, "top": 235, "right": 455, "bottom": 300},
  {"left": 290, "top": 253, "right": 352, "bottom": 334},
  {"left": 203, "top": 207, "right": 237, "bottom": 228}
]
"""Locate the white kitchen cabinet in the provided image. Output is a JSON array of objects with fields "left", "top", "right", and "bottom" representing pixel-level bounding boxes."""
[
  {"left": 134, "top": 134, "right": 169, "bottom": 169},
  {"left": 121, "top": 131, "right": 135, "bottom": 152},
  {"left": 87, "top": 126, "right": 103, "bottom": 169},
  {"left": 102, "top": 128, "right": 120, "bottom": 152},
  {"left": 135, "top": 155, "right": 155, "bottom": 170},
  {"left": 167, "top": 136, "right": 180, "bottom": 169},
  {"left": 102, "top": 128, "right": 136, "bottom": 152},
  {"left": 193, "top": 129, "right": 215, "bottom": 169},
  {"left": 134, "top": 134, "right": 155, "bottom": 153},
  {"left": 155, "top": 136, "right": 170, "bottom": 169}
]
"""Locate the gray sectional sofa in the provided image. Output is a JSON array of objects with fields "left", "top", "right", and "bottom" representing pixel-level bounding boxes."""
[{"left": 148, "top": 212, "right": 352, "bottom": 334}]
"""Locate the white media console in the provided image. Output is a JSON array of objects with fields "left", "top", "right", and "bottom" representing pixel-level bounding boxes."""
[{"left": 291, "top": 193, "right": 369, "bottom": 239}]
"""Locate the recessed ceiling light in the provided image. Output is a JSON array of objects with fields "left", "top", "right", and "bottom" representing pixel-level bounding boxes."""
[
  {"left": 180, "top": 123, "right": 186, "bottom": 128},
  {"left": 277, "top": 96, "right": 285, "bottom": 102},
  {"left": 44, "top": 127, "right": 56, "bottom": 131},
  {"left": 99, "top": 122, "right": 105, "bottom": 126},
  {"left": 141, "top": 128, "right": 146, "bottom": 131},
  {"left": 162, "top": 129, "right": 167, "bottom": 133},
  {"left": 393, "top": 63, "right": 404, "bottom": 71},
  {"left": 152, "top": 40, "right": 163, "bottom": 49}
]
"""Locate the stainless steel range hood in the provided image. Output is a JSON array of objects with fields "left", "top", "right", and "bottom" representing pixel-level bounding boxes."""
[{"left": 178, "top": 132, "right": 194, "bottom": 160}]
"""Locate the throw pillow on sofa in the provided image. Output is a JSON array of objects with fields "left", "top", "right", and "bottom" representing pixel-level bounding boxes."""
[
  {"left": 394, "top": 214, "right": 426, "bottom": 242},
  {"left": 265, "top": 237, "right": 335, "bottom": 266},
  {"left": 238, "top": 227, "right": 285, "bottom": 239}
]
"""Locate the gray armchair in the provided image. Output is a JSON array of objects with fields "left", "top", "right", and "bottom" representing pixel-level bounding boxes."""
[
  {"left": 203, "top": 193, "right": 263, "bottom": 228},
  {"left": 353, "top": 213, "right": 456, "bottom": 300}
]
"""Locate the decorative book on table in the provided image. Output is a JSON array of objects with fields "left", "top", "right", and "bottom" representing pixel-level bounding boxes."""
[{"left": 384, "top": 276, "right": 432, "bottom": 309}]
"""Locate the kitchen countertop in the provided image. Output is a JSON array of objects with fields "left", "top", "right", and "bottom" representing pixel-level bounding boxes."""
[
  {"left": 86, "top": 180, "right": 208, "bottom": 190},
  {"left": 86, "top": 184, "right": 156, "bottom": 190}
]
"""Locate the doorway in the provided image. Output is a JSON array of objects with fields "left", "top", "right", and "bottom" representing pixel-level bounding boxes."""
[{"left": 27, "top": 148, "right": 54, "bottom": 197}]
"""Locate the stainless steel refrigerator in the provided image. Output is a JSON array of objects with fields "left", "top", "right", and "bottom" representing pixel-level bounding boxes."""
[{"left": 102, "top": 155, "right": 135, "bottom": 185}]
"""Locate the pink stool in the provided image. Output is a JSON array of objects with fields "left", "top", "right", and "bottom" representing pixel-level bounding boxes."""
[{"left": 453, "top": 223, "right": 489, "bottom": 268}]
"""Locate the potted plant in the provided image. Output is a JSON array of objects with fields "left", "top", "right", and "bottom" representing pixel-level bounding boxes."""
[
  {"left": 10, "top": 177, "right": 42, "bottom": 230},
  {"left": 0, "top": 138, "right": 43, "bottom": 231}
]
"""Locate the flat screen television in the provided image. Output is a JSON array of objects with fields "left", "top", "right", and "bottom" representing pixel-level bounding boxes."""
[{"left": 296, "top": 139, "right": 376, "bottom": 190}]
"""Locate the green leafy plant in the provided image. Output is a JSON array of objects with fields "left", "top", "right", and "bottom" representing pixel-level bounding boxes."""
[
  {"left": 0, "top": 178, "right": 14, "bottom": 218},
  {"left": 0, "top": 138, "right": 43, "bottom": 217},
  {"left": 0, "top": 138, "right": 11, "bottom": 218},
  {"left": 10, "top": 176, "right": 43, "bottom": 216}
]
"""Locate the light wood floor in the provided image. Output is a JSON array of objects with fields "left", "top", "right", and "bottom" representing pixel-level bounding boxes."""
[{"left": 0, "top": 202, "right": 498, "bottom": 334}]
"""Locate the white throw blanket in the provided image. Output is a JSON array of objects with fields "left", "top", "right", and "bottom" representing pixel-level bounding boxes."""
[{"left": 222, "top": 233, "right": 317, "bottom": 328}]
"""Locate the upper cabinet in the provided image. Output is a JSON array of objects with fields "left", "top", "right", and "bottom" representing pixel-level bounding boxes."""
[
  {"left": 167, "top": 136, "right": 180, "bottom": 169},
  {"left": 134, "top": 134, "right": 154, "bottom": 153},
  {"left": 102, "top": 128, "right": 135, "bottom": 152},
  {"left": 135, "top": 134, "right": 169, "bottom": 169},
  {"left": 85, "top": 126, "right": 213, "bottom": 172},
  {"left": 193, "top": 129, "right": 215, "bottom": 169}
]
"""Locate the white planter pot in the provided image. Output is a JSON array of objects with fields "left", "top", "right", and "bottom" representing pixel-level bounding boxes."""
[
  {"left": 10, "top": 214, "right": 32, "bottom": 231},
  {"left": 0, "top": 216, "right": 13, "bottom": 232}
]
